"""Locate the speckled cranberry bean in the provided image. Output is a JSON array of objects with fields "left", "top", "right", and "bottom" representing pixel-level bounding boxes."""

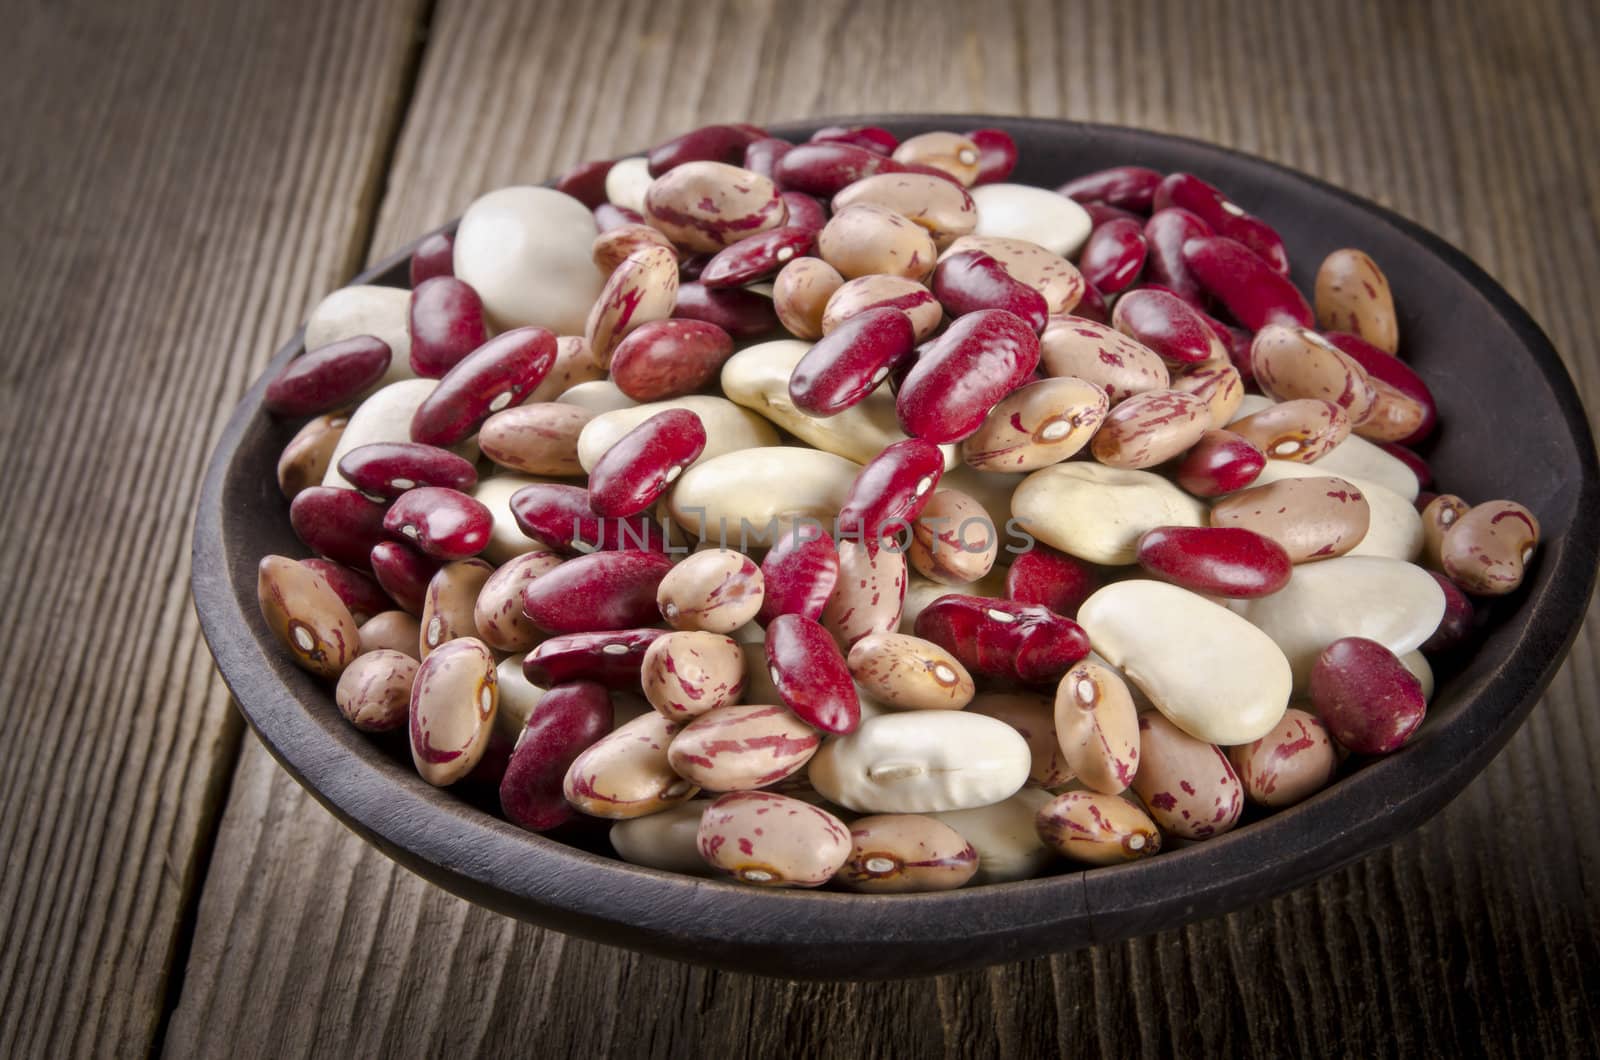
[
  {"left": 942, "top": 236, "right": 1085, "bottom": 315},
  {"left": 522, "top": 550, "right": 674, "bottom": 634},
  {"left": 1131, "top": 710, "right": 1242, "bottom": 839},
  {"left": 818, "top": 204, "right": 937, "bottom": 281},
  {"left": 290, "top": 486, "right": 387, "bottom": 570},
  {"left": 1112, "top": 287, "right": 1225, "bottom": 366},
  {"left": 266, "top": 336, "right": 391, "bottom": 417},
  {"left": 585, "top": 244, "right": 679, "bottom": 366},
  {"left": 411, "top": 327, "right": 558, "bottom": 446},
  {"left": 409, "top": 637, "right": 497, "bottom": 786},
  {"left": 847, "top": 632, "right": 974, "bottom": 711},
  {"left": 564, "top": 712, "right": 699, "bottom": 818},
  {"left": 699, "top": 226, "right": 816, "bottom": 288},
  {"left": 476, "top": 404, "right": 591, "bottom": 477},
  {"left": 257, "top": 555, "right": 361, "bottom": 679},
  {"left": 525, "top": 336, "right": 605, "bottom": 404},
  {"left": 1232, "top": 399, "right": 1351, "bottom": 463},
  {"left": 741, "top": 137, "right": 792, "bottom": 179},
  {"left": 297, "top": 558, "right": 389, "bottom": 625},
  {"left": 837, "top": 814, "right": 978, "bottom": 893},
  {"left": 1078, "top": 217, "right": 1147, "bottom": 294},
  {"left": 1054, "top": 659, "right": 1141, "bottom": 794},
  {"left": 655, "top": 548, "right": 764, "bottom": 633},
  {"left": 834, "top": 172, "right": 976, "bottom": 244},
  {"left": 820, "top": 274, "right": 942, "bottom": 340},
  {"left": 1005, "top": 546, "right": 1098, "bottom": 617},
  {"left": 1156, "top": 173, "right": 1289, "bottom": 275},
  {"left": 914, "top": 595, "right": 1090, "bottom": 685},
  {"left": 1174, "top": 429, "right": 1265, "bottom": 497},
  {"left": 960, "top": 377, "right": 1108, "bottom": 472},
  {"left": 909, "top": 489, "right": 996, "bottom": 585},
  {"left": 897, "top": 309, "right": 1040, "bottom": 443},
  {"left": 1184, "top": 236, "right": 1312, "bottom": 330},
  {"left": 667, "top": 703, "right": 819, "bottom": 792},
  {"left": 775, "top": 141, "right": 900, "bottom": 197},
  {"left": 821, "top": 539, "right": 907, "bottom": 647},
  {"left": 1227, "top": 707, "right": 1337, "bottom": 808},
  {"left": 771, "top": 257, "right": 843, "bottom": 341},
  {"left": 967, "top": 690, "right": 1072, "bottom": 786},
  {"left": 647, "top": 123, "right": 761, "bottom": 176},
  {"left": 892, "top": 131, "right": 981, "bottom": 186},
  {"left": 338, "top": 441, "right": 478, "bottom": 500},
  {"left": 523, "top": 628, "right": 664, "bottom": 688},
  {"left": 588, "top": 409, "right": 707, "bottom": 518},
  {"left": 1440, "top": 500, "right": 1540, "bottom": 596},
  {"left": 1136, "top": 525, "right": 1292, "bottom": 598},
  {"left": 592, "top": 223, "right": 677, "bottom": 275},
  {"left": 758, "top": 526, "right": 839, "bottom": 624},
  {"left": 1210, "top": 475, "right": 1371, "bottom": 563},
  {"left": 1420, "top": 494, "right": 1472, "bottom": 570},
  {"left": 644, "top": 161, "right": 785, "bottom": 253},
  {"left": 1038, "top": 316, "right": 1169, "bottom": 403},
  {"left": 1250, "top": 325, "right": 1377, "bottom": 423},
  {"left": 837, "top": 438, "right": 945, "bottom": 548},
  {"left": 409, "top": 231, "right": 455, "bottom": 285},
  {"left": 408, "top": 277, "right": 487, "bottom": 378},
  {"left": 1142, "top": 208, "right": 1213, "bottom": 306},
  {"left": 672, "top": 281, "right": 779, "bottom": 338},
  {"left": 278, "top": 411, "right": 348, "bottom": 499},
  {"left": 788, "top": 306, "right": 916, "bottom": 416},
  {"left": 418, "top": 558, "right": 491, "bottom": 657},
  {"left": 335, "top": 649, "right": 416, "bottom": 732},
  {"left": 641, "top": 631, "right": 745, "bottom": 721},
  {"left": 1310, "top": 637, "right": 1426, "bottom": 753},
  {"left": 1168, "top": 361, "right": 1244, "bottom": 428},
  {"left": 609, "top": 319, "right": 735, "bottom": 403},
  {"left": 1089, "top": 388, "right": 1210, "bottom": 469},
  {"left": 1353, "top": 378, "right": 1429, "bottom": 443},
  {"left": 508, "top": 482, "right": 667, "bottom": 555},
  {"left": 499, "top": 681, "right": 611, "bottom": 831},
  {"left": 697, "top": 790, "right": 849, "bottom": 887},
  {"left": 1421, "top": 571, "right": 1475, "bottom": 653},
  {"left": 1316, "top": 249, "right": 1398, "bottom": 353},
  {"left": 470, "top": 550, "right": 561, "bottom": 652},
  {"left": 382, "top": 487, "right": 491, "bottom": 560},
  {"left": 932, "top": 250, "right": 1049, "bottom": 331},
  {"left": 358, "top": 609, "right": 422, "bottom": 657},
  {"left": 1324, "top": 331, "right": 1435, "bottom": 443},
  {"left": 765, "top": 613, "right": 861, "bottom": 733},
  {"left": 1035, "top": 791, "right": 1161, "bottom": 865}
]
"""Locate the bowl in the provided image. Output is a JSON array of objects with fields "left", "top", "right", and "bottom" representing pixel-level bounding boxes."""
[{"left": 192, "top": 115, "right": 1600, "bottom": 979}]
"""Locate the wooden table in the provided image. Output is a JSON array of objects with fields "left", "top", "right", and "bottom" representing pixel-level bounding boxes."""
[{"left": 4, "top": 0, "right": 1597, "bottom": 1055}]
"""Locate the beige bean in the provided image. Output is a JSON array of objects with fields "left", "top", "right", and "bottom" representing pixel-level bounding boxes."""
[
  {"left": 929, "top": 787, "right": 1056, "bottom": 884},
  {"left": 1089, "top": 389, "right": 1210, "bottom": 469},
  {"left": 473, "top": 551, "right": 561, "bottom": 652},
  {"left": 1131, "top": 711, "right": 1242, "bottom": 840},
  {"left": 1230, "top": 398, "right": 1351, "bottom": 463},
  {"left": 968, "top": 691, "right": 1073, "bottom": 788},
  {"left": 610, "top": 799, "right": 716, "bottom": 877},
  {"left": 524, "top": 336, "right": 606, "bottom": 404},
  {"left": 941, "top": 236, "right": 1085, "bottom": 315},
  {"left": 1054, "top": 659, "right": 1140, "bottom": 794},
  {"left": 478, "top": 402, "right": 595, "bottom": 476},
  {"left": 1012, "top": 462, "right": 1207, "bottom": 565},
  {"left": 821, "top": 274, "right": 943, "bottom": 340},
  {"left": 409, "top": 637, "right": 497, "bottom": 787},
  {"left": 642, "top": 631, "right": 746, "bottom": 721},
  {"left": 908, "top": 489, "right": 998, "bottom": 585},
  {"left": 419, "top": 559, "right": 493, "bottom": 659},
  {"left": 836, "top": 814, "right": 979, "bottom": 893},
  {"left": 257, "top": 556, "right": 361, "bottom": 679},
  {"left": 846, "top": 632, "right": 975, "bottom": 711},
  {"left": 666, "top": 703, "right": 819, "bottom": 791},
  {"left": 277, "top": 411, "right": 348, "bottom": 499},
  {"left": 358, "top": 610, "right": 421, "bottom": 658},
  {"left": 833, "top": 172, "right": 977, "bottom": 244},
  {"left": 585, "top": 244, "right": 678, "bottom": 366},
  {"left": 1420, "top": 493, "right": 1471, "bottom": 570},
  {"left": 772, "top": 257, "right": 844, "bottom": 340},
  {"left": 563, "top": 712, "right": 699, "bottom": 819},
  {"left": 1352, "top": 378, "right": 1428, "bottom": 442},
  {"left": 821, "top": 538, "right": 907, "bottom": 647},
  {"left": 1440, "top": 499, "right": 1540, "bottom": 595},
  {"left": 1210, "top": 475, "right": 1371, "bottom": 563},
  {"left": 335, "top": 649, "right": 417, "bottom": 732},
  {"left": 1169, "top": 362, "right": 1244, "bottom": 428},
  {"left": 642, "top": 160, "right": 785, "bottom": 253},
  {"left": 1034, "top": 791, "right": 1161, "bottom": 865},
  {"left": 817, "top": 204, "right": 937, "bottom": 281},
  {"left": 1250, "top": 325, "right": 1377, "bottom": 424},
  {"left": 495, "top": 656, "right": 545, "bottom": 735},
  {"left": 592, "top": 222, "right": 677, "bottom": 275},
  {"left": 669, "top": 447, "right": 859, "bottom": 542},
  {"left": 1227, "top": 707, "right": 1338, "bottom": 808},
  {"left": 656, "top": 548, "right": 765, "bottom": 632},
  {"left": 1315, "top": 248, "right": 1398, "bottom": 354},
  {"left": 960, "top": 377, "right": 1108, "bottom": 472},
  {"left": 892, "top": 131, "right": 982, "bottom": 186},
  {"left": 696, "top": 791, "right": 851, "bottom": 887},
  {"left": 1039, "top": 316, "right": 1169, "bottom": 403}
]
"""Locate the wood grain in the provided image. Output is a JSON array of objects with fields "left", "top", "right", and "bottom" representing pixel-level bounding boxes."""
[
  {"left": 0, "top": 1, "right": 425, "bottom": 1055},
  {"left": 160, "top": 0, "right": 1600, "bottom": 1056}
]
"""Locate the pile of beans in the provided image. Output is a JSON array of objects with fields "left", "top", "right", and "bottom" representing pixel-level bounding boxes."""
[{"left": 256, "top": 121, "right": 1540, "bottom": 892}]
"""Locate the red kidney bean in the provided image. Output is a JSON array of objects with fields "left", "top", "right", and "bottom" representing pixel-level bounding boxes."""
[
  {"left": 1421, "top": 571, "right": 1475, "bottom": 653},
  {"left": 1136, "top": 526, "right": 1291, "bottom": 598},
  {"left": 677, "top": 253, "right": 711, "bottom": 281},
  {"left": 788, "top": 306, "right": 916, "bottom": 416},
  {"left": 758, "top": 524, "right": 840, "bottom": 624},
  {"left": 700, "top": 226, "right": 817, "bottom": 288},
  {"left": 742, "top": 137, "right": 793, "bottom": 180},
  {"left": 1111, "top": 288, "right": 1222, "bottom": 366},
  {"left": 299, "top": 558, "right": 391, "bottom": 624},
  {"left": 647, "top": 123, "right": 760, "bottom": 176},
  {"left": 1183, "top": 236, "right": 1314, "bottom": 331},
  {"left": 337, "top": 441, "right": 477, "bottom": 500},
  {"left": 1175, "top": 428, "right": 1266, "bottom": 497},
  {"left": 587, "top": 409, "right": 708, "bottom": 517},
  {"left": 1077, "top": 218, "right": 1147, "bottom": 294},
  {"left": 1379, "top": 441, "right": 1432, "bottom": 490},
  {"left": 1143, "top": 208, "right": 1213, "bottom": 306},
  {"left": 1310, "top": 637, "right": 1427, "bottom": 754},
  {"left": 774, "top": 142, "right": 901, "bottom": 197},
  {"left": 810, "top": 125, "right": 898, "bottom": 155},
  {"left": 836, "top": 438, "right": 945, "bottom": 548},
  {"left": 369, "top": 540, "right": 441, "bottom": 616},
  {"left": 896, "top": 309, "right": 1041, "bottom": 443},
  {"left": 609, "top": 318, "right": 735, "bottom": 402},
  {"left": 672, "top": 282, "right": 780, "bottom": 338},
  {"left": 522, "top": 550, "right": 674, "bottom": 634},
  {"left": 1058, "top": 166, "right": 1163, "bottom": 212},
  {"left": 409, "top": 231, "right": 456, "bottom": 286},
  {"left": 290, "top": 486, "right": 387, "bottom": 571},
  {"left": 410, "top": 326, "right": 557, "bottom": 446},
  {"left": 554, "top": 158, "right": 614, "bottom": 208},
  {"left": 1073, "top": 280, "right": 1110, "bottom": 324},
  {"left": 408, "top": 276, "right": 488, "bottom": 377},
  {"left": 1321, "top": 331, "right": 1438, "bottom": 444},
  {"left": 780, "top": 192, "right": 828, "bottom": 233},
  {"left": 1197, "top": 310, "right": 1254, "bottom": 384},
  {"left": 266, "top": 336, "right": 391, "bottom": 417},
  {"left": 1155, "top": 173, "right": 1290, "bottom": 275},
  {"left": 508, "top": 482, "right": 667, "bottom": 555},
  {"left": 1415, "top": 491, "right": 1439, "bottom": 514},
  {"left": 968, "top": 128, "right": 1018, "bottom": 184},
  {"left": 383, "top": 486, "right": 492, "bottom": 560},
  {"left": 1080, "top": 202, "right": 1143, "bottom": 228},
  {"left": 764, "top": 614, "right": 861, "bottom": 734},
  {"left": 931, "top": 251, "right": 1049, "bottom": 332},
  {"left": 523, "top": 628, "right": 664, "bottom": 688},
  {"left": 1005, "top": 546, "right": 1099, "bottom": 618},
  {"left": 500, "top": 681, "right": 612, "bottom": 832},
  {"left": 914, "top": 595, "right": 1090, "bottom": 685},
  {"left": 727, "top": 122, "right": 768, "bottom": 139},
  {"left": 594, "top": 203, "right": 644, "bottom": 232}
]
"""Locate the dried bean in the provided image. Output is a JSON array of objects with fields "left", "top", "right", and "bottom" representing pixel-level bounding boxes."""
[
  {"left": 500, "top": 681, "right": 612, "bottom": 831},
  {"left": 522, "top": 550, "right": 674, "bottom": 633},
  {"left": 647, "top": 123, "right": 761, "bottom": 176},
  {"left": 409, "top": 637, "right": 497, "bottom": 786},
  {"left": 523, "top": 628, "right": 664, "bottom": 688},
  {"left": 565, "top": 712, "right": 698, "bottom": 819},
  {"left": 821, "top": 274, "right": 942, "bottom": 340},
  {"left": 1309, "top": 637, "right": 1426, "bottom": 753},
  {"left": 338, "top": 441, "right": 477, "bottom": 499},
  {"left": 1035, "top": 791, "right": 1161, "bottom": 865},
  {"left": 774, "top": 141, "right": 902, "bottom": 197},
  {"left": 369, "top": 540, "right": 441, "bottom": 617},
  {"left": 847, "top": 632, "right": 975, "bottom": 711},
  {"left": 1038, "top": 316, "right": 1169, "bottom": 403},
  {"left": 335, "top": 649, "right": 416, "bottom": 732},
  {"left": 914, "top": 595, "right": 1089, "bottom": 685},
  {"left": 788, "top": 306, "right": 916, "bottom": 416},
  {"left": 657, "top": 548, "right": 765, "bottom": 633},
  {"left": 810, "top": 125, "right": 898, "bottom": 154},
  {"left": 834, "top": 172, "right": 977, "bottom": 243},
  {"left": 1005, "top": 546, "right": 1099, "bottom": 617},
  {"left": 758, "top": 526, "right": 839, "bottom": 624},
  {"left": 1058, "top": 166, "right": 1162, "bottom": 212},
  {"left": 821, "top": 538, "right": 908, "bottom": 647},
  {"left": 278, "top": 411, "right": 348, "bottom": 499},
  {"left": 1230, "top": 398, "right": 1351, "bottom": 463},
  {"left": 587, "top": 408, "right": 707, "bottom": 517},
  {"left": 667, "top": 703, "right": 820, "bottom": 791},
  {"left": 1089, "top": 389, "right": 1210, "bottom": 469},
  {"left": 700, "top": 226, "right": 816, "bottom": 288},
  {"left": 1227, "top": 708, "right": 1337, "bottom": 807},
  {"left": 644, "top": 161, "right": 785, "bottom": 253},
  {"left": 968, "top": 128, "right": 1018, "bottom": 183},
  {"left": 696, "top": 791, "right": 850, "bottom": 887},
  {"left": 473, "top": 550, "right": 561, "bottom": 652},
  {"left": 641, "top": 631, "right": 746, "bottom": 721},
  {"left": 1112, "top": 287, "right": 1225, "bottom": 365},
  {"left": 1174, "top": 429, "right": 1265, "bottom": 497},
  {"left": 409, "top": 277, "right": 487, "bottom": 377},
  {"left": 772, "top": 257, "right": 845, "bottom": 340},
  {"left": 257, "top": 556, "right": 361, "bottom": 679},
  {"left": 1315, "top": 249, "right": 1398, "bottom": 354},
  {"left": 1210, "top": 475, "right": 1371, "bottom": 563},
  {"left": 1155, "top": 173, "right": 1289, "bottom": 275},
  {"left": 765, "top": 613, "right": 861, "bottom": 733},
  {"left": 1324, "top": 331, "right": 1436, "bottom": 443},
  {"left": 967, "top": 691, "right": 1072, "bottom": 786},
  {"left": 585, "top": 244, "right": 679, "bottom": 365},
  {"left": 509, "top": 482, "right": 667, "bottom": 554},
  {"left": 897, "top": 309, "right": 1041, "bottom": 443},
  {"left": 383, "top": 487, "right": 491, "bottom": 560},
  {"left": 809, "top": 710, "right": 1031, "bottom": 813},
  {"left": 592, "top": 223, "right": 677, "bottom": 275},
  {"left": 961, "top": 377, "right": 1107, "bottom": 471},
  {"left": 673, "top": 281, "right": 780, "bottom": 338},
  {"left": 609, "top": 319, "right": 736, "bottom": 402},
  {"left": 1054, "top": 659, "right": 1140, "bottom": 793},
  {"left": 411, "top": 326, "right": 558, "bottom": 446},
  {"left": 266, "top": 336, "right": 391, "bottom": 417},
  {"left": 419, "top": 558, "right": 492, "bottom": 657},
  {"left": 409, "top": 231, "right": 456, "bottom": 286},
  {"left": 1168, "top": 361, "right": 1244, "bottom": 428},
  {"left": 742, "top": 137, "right": 792, "bottom": 179},
  {"left": 1136, "top": 525, "right": 1292, "bottom": 597},
  {"left": 1077, "top": 217, "right": 1147, "bottom": 294},
  {"left": 1421, "top": 571, "right": 1475, "bottom": 653},
  {"left": 1250, "top": 325, "right": 1376, "bottom": 423},
  {"left": 1130, "top": 710, "right": 1243, "bottom": 839},
  {"left": 358, "top": 610, "right": 421, "bottom": 658},
  {"left": 818, "top": 204, "right": 937, "bottom": 281},
  {"left": 1439, "top": 500, "right": 1540, "bottom": 595},
  {"left": 908, "top": 489, "right": 996, "bottom": 585},
  {"left": 932, "top": 250, "right": 1049, "bottom": 331},
  {"left": 1183, "top": 236, "right": 1313, "bottom": 330},
  {"left": 837, "top": 815, "right": 978, "bottom": 893},
  {"left": 837, "top": 438, "right": 945, "bottom": 548},
  {"left": 289, "top": 486, "right": 387, "bottom": 570},
  {"left": 298, "top": 558, "right": 389, "bottom": 624}
]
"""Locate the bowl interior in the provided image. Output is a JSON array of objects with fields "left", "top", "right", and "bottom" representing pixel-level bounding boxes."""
[{"left": 193, "top": 115, "right": 1599, "bottom": 978}]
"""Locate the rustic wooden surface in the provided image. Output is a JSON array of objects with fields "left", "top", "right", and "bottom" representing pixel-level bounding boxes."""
[{"left": 2, "top": 0, "right": 1597, "bottom": 1056}]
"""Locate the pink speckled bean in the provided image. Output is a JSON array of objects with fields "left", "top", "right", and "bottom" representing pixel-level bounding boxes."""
[
  {"left": 298, "top": 558, "right": 390, "bottom": 625},
  {"left": 1183, "top": 236, "right": 1313, "bottom": 330},
  {"left": 411, "top": 326, "right": 558, "bottom": 446},
  {"left": 1322, "top": 331, "right": 1438, "bottom": 444},
  {"left": 335, "top": 648, "right": 416, "bottom": 732},
  {"left": 967, "top": 690, "right": 1070, "bottom": 786},
  {"left": 508, "top": 482, "right": 668, "bottom": 554},
  {"left": 419, "top": 559, "right": 493, "bottom": 658},
  {"left": 594, "top": 203, "right": 644, "bottom": 232},
  {"left": 383, "top": 487, "right": 492, "bottom": 561},
  {"left": 668, "top": 703, "right": 820, "bottom": 792},
  {"left": 788, "top": 306, "right": 916, "bottom": 416},
  {"left": 1058, "top": 166, "right": 1162, "bottom": 212},
  {"left": 1035, "top": 791, "right": 1161, "bottom": 865},
  {"left": 522, "top": 628, "right": 665, "bottom": 688},
  {"left": 1054, "top": 659, "right": 1141, "bottom": 794},
  {"left": 473, "top": 550, "right": 562, "bottom": 652},
  {"left": 521, "top": 550, "right": 675, "bottom": 634},
  {"left": 257, "top": 556, "right": 361, "bottom": 679},
  {"left": 500, "top": 680, "right": 612, "bottom": 832},
  {"left": 696, "top": 790, "right": 851, "bottom": 887},
  {"left": 1227, "top": 708, "right": 1338, "bottom": 808},
  {"left": 592, "top": 223, "right": 677, "bottom": 275},
  {"left": 1155, "top": 173, "right": 1290, "bottom": 275},
  {"left": 409, "top": 637, "right": 498, "bottom": 787},
  {"left": 338, "top": 441, "right": 477, "bottom": 500},
  {"left": 931, "top": 250, "right": 1049, "bottom": 332},
  {"left": 564, "top": 712, "right": 699, "bottom": 819},
  {"left": 820, "top": 275, "right": 943, "bottom": 340},
  {"left": 278, "top": 411, "right": 349, "bottom": 500},
  {"left": 1230, "top": 398, "right": 1351, "bottom": 463},
  {"left": 1250, "top": 326, "right": 1376, "bottom": 423},
  {"left": 1131, "top": 710, "right": 1242, "bottom": 840},
  {"left": 1076, "top": 217, "right": 1147, "bottom": 294},
  {"left": 265, "top": 336, "right": 391, "bottom": 417},
  {"left": 587, "top": 409, "right": 707, "bottom": 518},
  {"left": 289, "top": 486, "right": 387, "bottom": 571},
  {"left": 409, "top": 231, "right": 456, "bottom": 286},
  {"left": 408, "top": 277, "right": 487, "bottom": 378},
  {"left": 896, "top": 309, "right": 1041, "bottom": 443},
  {"left": 643, "top": 161, "right": 786, "bottom": 253},
  {"left": 656, "top": 548, "right": 765, "bottom": 633},
  {"left": 765, "top": 613, "right": 861, "bottom": 734},
  {"left": 821, "top": 539, "right": 907, "bottom": 647},
  {"left": 914, "top": 595, "right": 1090, "bottom": 685},
  {"left": 758, "top": 525, "right": 839, "bottom": 624},
  {"left": 641, "top": 630, "right": 746, "bottom": 721},
  {"left": 585, "top": 245, "right": 679, "bottom": 366},
  {"left": 837, "top": 814, "right": 978, "bottom": 893},
  {"left": 1310, "top": 637, "right": 1427, "bottom": 754},
  {"left": 1089, "top": 388, "right": 1211, "bottom": 469},
  {"left": 1038, "top": 315, "right": 1170, "bottom": 404},
  {"left": 1440, "top": 500, "right": 1540, "bottom": 596}
]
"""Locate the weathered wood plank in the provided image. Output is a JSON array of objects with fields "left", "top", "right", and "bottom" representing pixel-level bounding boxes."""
[{"left": 169, "top": 0, "right": 1600, "bottom": 1056}]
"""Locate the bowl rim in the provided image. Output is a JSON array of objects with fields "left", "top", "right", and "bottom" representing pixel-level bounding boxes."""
[{"left": 192, "top": 113, "right": 1600, "bottom": 978}]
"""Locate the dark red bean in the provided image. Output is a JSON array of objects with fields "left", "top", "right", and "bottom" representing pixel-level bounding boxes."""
[
  {"left": 500, "top": 681, "right": 612, "bottom": 832},
  {"left": 409, "top": 326, "right": 557, "bottom": 447},
  {"left": 508, "top": 482, "right": 667, "bottom": 555},
  {"left": 1414, "top": 491, "right": 1439, "bottom": 514},
  {"left": 522, "top": 629, "right": 665, "bottom": 688},
  {"left": 677, "top": 253, "right": 711, "bottom": 281},
  {"left": 1077, "top": 218, "right": 1148, "bottom": 295},
  {"left": 594, "top": 203, "right": 644, "bottom": 232},
  {"left": 1073, "top": 280, "right": 1111, "bottom": 324},
  {"left": 1136, "top": 526, "right": 1291, "bottom": 598},
  {"left": 1080, "top": 202, "right": 1143, "bottom": 228},
  {"left": 758, "top": 525, "right": 840, "bottom": 624},
  {"left": 609, "top": 318, "right": 735, "bottom": 402},
  {"left": 1183, "top": 236, "right": 1313, "bottom": 331},
  {"left": 1309, "top": 637, "right": 1427, "bottom": 754},
  {"left": 1005, "top": 547, "right": 1099, "bottom": 618},
  {"left": 1378, "top": 441, "right": 1432, "bottom": 490},
  {"left": 1175, "top": 429, "right": 1266, "bottom": 497},
  {"left": 1143, "top": 208, "right": 1213, "bottom": 306},
  {"left": 836, "top": 438, "right": 945, "bottom": 549},
  {"left": 289, "top": 486, "right": 387, "bottom": 571},
  {"left": 789, "top": 306, "right": 916, "bottom": 416},
  {"left": 554, "top": 158, "right": 614, "bottom": 209},
  {"left": 1155, "top": 173, "right": 1290, "bottom": 276},
  {"left": 408, "top": 277, "right": 488, "bottom": 378},
  {"left": 773, "top": 142, "right": 901, "bottom": 197},
  {"left": 587, "top": 409, "right": 708, "bottom": 517},
  {"left": 337, "top": 441, "right": 477, "bottom": 500},
  {"left": 672, "top": 282, "right": 780, "bottom": 338},
  {"left": 409, "top": 232, "right": 456, "bottom": 287},
  {"left": 780, "top": 192, "right": 828, "bottom": 233},
  {"left": 1321, "top": 331, "right": 1438, "bottom": 444},
  {"left": 968, "top": 128, "right": 1018, "bottom": 184},
  {"left": 1058, "top": 166, "right": 1162, "bottom": 212},
  {"left": 914, "top": 595, "right": 1090, "bottom": 685},
  {"left": 264, "top": 336, "right": 391, "bottom": 418},
  {"left": 810, "top": 125, "right": 898, "bottom": 155},
  {"left": 647, "top": 124, "right": 760, "bottom": 177},
  {"left": 1196, "top": 310, "right": 1254, "bottom": 384},
  {"left": 931, "top": 250, "right": 1049, "bottom": 332},
  {"left": 896, "top": 309, "right": 1041, "bottom": 443},
  {"left": 522, "top": 550, "right": 675, "bottom": 634},
  {"left": 369, "top": 539, "right": 441, "bottom": 616},
  {"left": 299, "top": 558, "right": 392, "bottom": 624},
  {"left": 1421, "top": 572, "right": 1475, "bottom": 654},
  {"left": 700, "top": 226, "right": 817, "bottom": 288},
  {"left": 1112, "top": 288, "right": 1221, "bottom": 365},
  {"left": 727, "top": 122, "right": 768, "bottom": 140},
  {"left": 764, "top": 614, "right": 861, "bottom": 734},
  {"left": 383, "top": 486, "right": 492, "bottom": 560},
  {"left": 742, "top": 137, "right": 794, "bottom": 180}
]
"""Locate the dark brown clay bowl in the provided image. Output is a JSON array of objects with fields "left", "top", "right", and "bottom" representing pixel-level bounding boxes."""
[{"left": 192, "top": 116, "right": 1600, "bottom": 979}]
